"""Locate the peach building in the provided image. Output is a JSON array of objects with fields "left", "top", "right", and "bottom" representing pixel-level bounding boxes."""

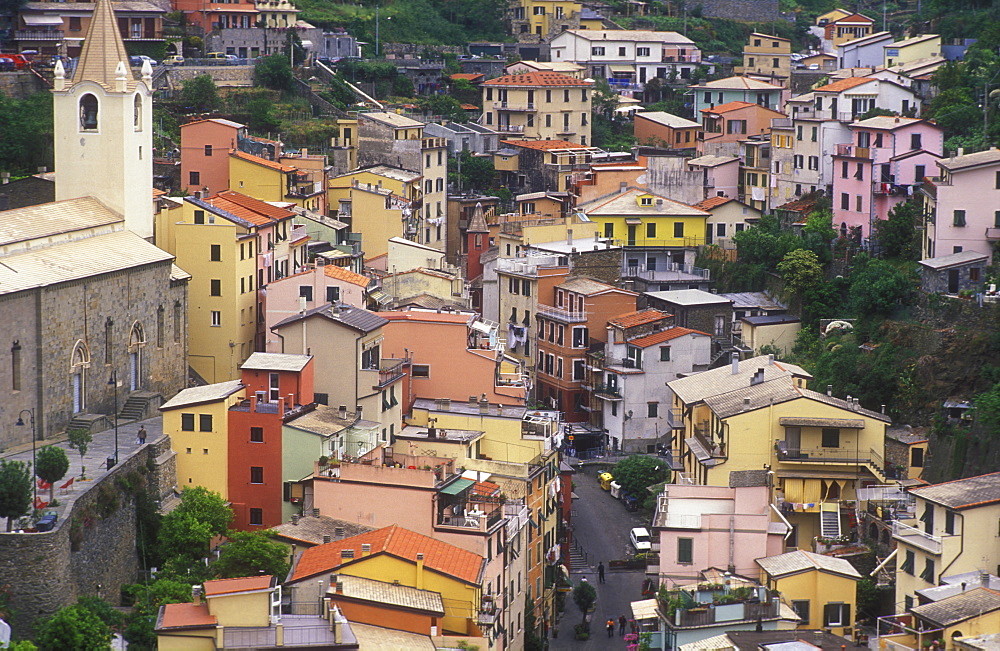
[{"left": 698, "top": 101, "right": 786, "bottom": 156}]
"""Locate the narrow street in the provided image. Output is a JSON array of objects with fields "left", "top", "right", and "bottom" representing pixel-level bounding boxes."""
[{"left": 550, "top": 464, "right": 651, "bottom": 649}]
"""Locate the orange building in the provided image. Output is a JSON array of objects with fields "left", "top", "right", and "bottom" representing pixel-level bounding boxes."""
[
  {"left": 535, "top": 277, "right": 638, "bottom": 419},
  {"left": 173, "top": 0, "right": 258, "bottom": 33},
  {"left": 633, "top": 112, "right": 702, "bottom": 149},
  {"left": 698, "top": 101, "right": 785, "bottom": 155},
  {"left": 180, "top": 118, "right": 251, "bottom": 196},
  {"left": 228, "top": 352, "right": 314, "bottom": 530}
]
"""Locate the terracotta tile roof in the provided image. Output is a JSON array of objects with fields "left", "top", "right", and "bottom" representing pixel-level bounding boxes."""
[
  {"left": 503, "top": 139, "right": 591, "bottom": 151},
  {"left": 157, "top": 602, "right": 217, "bottom": 630},
  {"left": 608, "top": 309, "right": 669, "bottom": 329},
  {"left": 701, "top": 100, "right": 782, "bottom": 116},
  {"left": 813, "top": 76, "right": 874, "bottom": 93},
  {"left": 693, "top": 196, "right": 735, "bottom": 211},
  {"left": 291, "top": 524, "right": 485, "bottom": 585},
  {"left": 775, "top": 198, "right": 818, "bottom": 213},
  {"left": 210, "top": 190, "right": 296, "bottom": 222},
  {"left": 449, "top": 73, "right": 484, "bottom": 82},
  {"left": 324, "top": 264, "right": 371, "bottom": 288},
  {"left": 230, "top": 149, "right": 297, "bottom": 173},
  {"left": 628, "top": 326, "right": 709, "bottom": 348},
  {"left": 380, "top": 311, "right": 471, "bottom": 324},
  {"left": 482, "top": 71, "right": 592, "bottom": 87},
  {"left": 460, "top": 103, "right": 479, "bottom": 110},
  {"left": 832, "top": 12, "right": 874, "bottom": 24},
  {"left": 203, "top": 575, "right": 274, "bottom": 596}
]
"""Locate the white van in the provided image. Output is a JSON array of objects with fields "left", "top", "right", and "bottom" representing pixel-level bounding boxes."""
[{"left": 630, "top": 527, "right": 651, "bottom": 552}]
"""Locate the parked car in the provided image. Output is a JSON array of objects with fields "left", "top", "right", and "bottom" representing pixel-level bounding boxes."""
[
  {"left": 629, "top": 527, "right": 651, "bottom": 552},
  {"left": 129, "top": 55, "right": 158, "bottom": 66},
  {"left": 0, "top": 57, "right": 15, "bottom": 72},
  {"left": 2, "top": 54, "right": 31, "bottom": 70},
  {"left": 163, "top": 55, "right": 185, "bottom": 65}
]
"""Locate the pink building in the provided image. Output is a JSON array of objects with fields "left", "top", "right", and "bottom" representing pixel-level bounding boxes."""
[
  {"left": 697, "top": 101, "right": 785, "bottom": 156},
  {"left": 688, "top": 154, "right": 741, "bottom": 200},
  {"left": 180, "top": 118, "right": 281, "bottom": 195},
  {"left": 831, "top": 116, "right": 942, "bottom": 237},
  {"left": 263, "top": 263, "right": 372, "bottom": 352},
  {"left": 652, "top": 480, "right": 788, "bottom": 585},
  {"left": 922, "top": 148, "right": 1000, "bottom": 258}
]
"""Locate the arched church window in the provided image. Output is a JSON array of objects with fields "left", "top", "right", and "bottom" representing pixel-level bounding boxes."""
[
  {"left": 134, "top": 94, "right": 143, "bottom": 130},
  {"left": 80, "top": 94, "right": 99, "bottom": 130}
]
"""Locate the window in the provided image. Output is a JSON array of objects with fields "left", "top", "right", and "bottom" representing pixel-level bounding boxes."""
[
  {"left": 841, "top": 193, "right": 850, "bottom": 210},
  {"left": 573, "top": 359, "right": 586, "bottom": 381},
  {"left": 726, "top": 119, "right": 747, "bottom": 134},
  {"left": 920, "top": 558, "right": 935, "bottom": 583},
  {"left": 716, "top": 223, "right": 726, "bottom": 237},
  {"left": 856, "top": 195, "right": 863, "bottom": 212},
  {"left": 326, "top": 286, "right": 340, "bottom": 303},
  {"left": 796, "top": 125, "right": 803, "bottom": 140},
  {"left": 996, "top": 170, "right": 1000, "bottom": 189},
  {"left": 591, "top": 46, "right": 605, "bottom": 56},
  {"left": 647, "top": 402, "right": 658, "bottom": 418},
  {"left": 181, "top": 413, "right": 195, "bottom": 431},
  {"left": 660, "top": 346, "right": 671, "bottom": 361},
  {"left": 791, "top": 600, "right": 810, "bottom": 625},
  {"left": 911, "top": 446, "right": 924, "bottom": 468},
  {"left": 210, "top": 244, "right": 221, "bottom": 261},
  {"left": 250, "top": 427, "right": 263, "bottom": 443},
  {"left": 618, "top": 47, "right": 626, "bottom": 56},
  {"left": 637, "top": 47, "right": 650, "bottom": 56},
  {"left": 954, "top": 210, "right": 966, "bottom": 226},
  {"left": 902, "top": 550, "right": 915, "bottom": 575},
  {"left": 69, "top": 16, "right": 81, "bottom": 30},
  {"left": 604, "top": 222, "right": 614, "bottom": 238},
  {"left": 249, "top": 508, "right": 263, "bottom": 525},
  {"left": 204, "top": 144, "right": 213, "bottom": 156},
  {"left": 412, "top": 364, "right": 430, "bottom": 378},
  {"left": 921, "top": 504, "right": 934, "bottom": 534},
  {"left": 250, "top": 466, "right": 264, "bottom": 484},
  {"left": 677, "top": 538, "right": 693, "bottom": 564},
  {"left": 824, "top": 603, "right": 850, "bottom": 627},
  {"left": 673, "top": 222, "right": 684, "bottom": 238},
  {"left": 194, "top": 210, "right": 205, "bottom": 224},
  {"left": 210, "top": 279, "right": 221, "bottom": 296},
  {"left": 646, "top": 222, "right": 656, "bottom": 238},
  {"left": 564, "top": 89, "right": 570, "bottom": 103},
  {"left": 199, "top": 414, "right": 213, "bottom": 432},
  {"left": 571, "top": 326, "right": 588, "bottom": 348},
  {"left": 210, "top": 310, "right": 221, "bottom": 326},
  {"left": 808, "top": 156, "right": 819, "bottom": 170},
  {"left": 361, "top": 345, "right": 380, "bottom": 370},
  {"left": 842, "top": 161, "right": 849, "bottom": 178},
  {"left": 189, "top": 171, "right": 201, "bottom": 186},
  {"left": 821, "top": 428, "right": 840, "bottom": 447},
  {"left": 80, "top": 94, "right": 98, "bottom": 130},
  {"left": 944, "top": 509, "right": 954, "bottom": 534},
  {"left": 793, "top": 154, "right": 804, "bottom": 169},
  {"left": 811, "top": 126, "right": 817, "bottom": 142},
  {"left": 910, "top": 133, "right": 921, "bottom": 150}
]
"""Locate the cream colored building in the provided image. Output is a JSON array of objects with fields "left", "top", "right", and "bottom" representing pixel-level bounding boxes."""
[
  {"left": 894, "top": 472, "right": 1000, "bottom": 612},
  {"left": 481, "top": 71, "right": 593, "bottom": 146},
  {"left": 737, "top": 33, "right": 792, "bottom": 84},
  {"left": 884, "top": 34, "right": 941, "bottom": 68}
]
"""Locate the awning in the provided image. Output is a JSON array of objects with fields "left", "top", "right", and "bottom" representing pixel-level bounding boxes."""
[
  {"left": 625, "top": 218, "right": 642, "bottom": 225},
  {"left": 440, "top": 477, "right": 475, "bottom": 495},
  {"left": 24, "top": 15, "right": 64, "bottom": 25},
  {"left": 631, "top": 598, "right": 658, "bottom": 621},
  {"left": 608, "top": 64, "right": 634, "bottom": 74},
  {"left": 367, "top": 289, "right": 393, "bottom": 305},
  {"left": 778, "top": 416, "right": 865, "bottom": 429}
]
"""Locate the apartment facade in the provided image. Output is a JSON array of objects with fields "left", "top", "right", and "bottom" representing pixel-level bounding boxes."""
[
  {"left": 689, "top": 76, "right": 783, "bottom": 115},
  {"left": 920, "top": 148, "right": 1000, "bottom": 259},
  {"left": 480, "top": 71, "right": 593, "bottom": 145},
  {"left": 698, "top": 101, "right": 785, "bottom": 157},
  {"left": 548, "top": 29, "right": 701, "bottom": 86},
  {"left": 736, "top": 33, "right": 792, "bottom": 84}
]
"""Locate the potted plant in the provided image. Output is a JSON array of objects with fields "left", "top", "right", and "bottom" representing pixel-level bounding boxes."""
[{"left": 574, "top": 622, "right": 590, "bottom": 640}]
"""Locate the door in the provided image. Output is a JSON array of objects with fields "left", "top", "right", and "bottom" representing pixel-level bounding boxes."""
[
  {"left": 627, "top": 224, "right": 637, "bottom": 246},
  {"left": 714, "top": 315, "right": 725, "bottom": 337},
  {"left": 73, "top": 373, "right": 82, "bottom": 413},
  {"left": 948, "top": 269, "right": 959, "bottom": 294},
  {"left": 785, "top": 427, "right": 801, "bottom": 458},
  {"left": 130, "top": 351, "right": 139, "bottom": 391}
]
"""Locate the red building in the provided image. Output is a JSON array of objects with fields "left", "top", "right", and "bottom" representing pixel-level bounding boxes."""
[{"left": 228, "top": 352, "right": 314, "bottom": 530}]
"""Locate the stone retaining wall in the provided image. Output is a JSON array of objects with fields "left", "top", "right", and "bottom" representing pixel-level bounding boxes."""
[{"left": 0, "top": 436, "right": 174, "bottom": 637}]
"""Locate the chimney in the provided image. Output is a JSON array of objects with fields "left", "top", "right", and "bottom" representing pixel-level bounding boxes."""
[
  {"left": 958, "top": 147, "right": 964, "bottom": 157},
  {"left": 731, "top": 353, "right": 740, "bottom": 375},
  {"left": 469, "top": 395, "right": 477, "bottom": 404},
  {"left": 743, "top": 397, "right": 751, "bottom": 408},
  {"left": 827, "top": 385, "right": 833, "bottom": 397},
  {"left": 881, "top": 404, "right": 886, "bottom": 414},
  {"left": 768, "top": 354, "right": 775, "bottom": 365},
  {"left": 323, "top": 534, "right": 331, "bottom": 544},
  {"left": 334, "top": 526, "right": 345, "bottom": 540},
  {"left": 339, "top": 405, "right": 347, "bottom": 419},
  {"left": 846, "top": 395, "right": 853, "bottom": 410},
  {"left": 299, "top": 295, "right": 307, "bottom": 313},
  {"left": 356, "top": 405, "right": 363, "bottom": 419},
  {"left": 291, "top": 514, "right": 300, "bottom": 525},
  {"left": 335, "top": 580, "right": 343, "bottom": 594},
  {"left": 566, "top": 229, "right": 573, "bottom": 245},
  {"left": 313, "top": 507, "right": 320, "bottom": 517},
  {"left": 441, "top": 398, "right": 451, "bottom": 410},
  {"left": 620, "top": 181, "right": 627, "bottom": 193},
  {"left": 192, "top": 585, "right": 203, "bottom": 605},
  {"left": 1, "top": 172, "right": 10, "bottom": 184},
  {"left": 479, "top": 399, "right": 490, "bottom": 414},
  {"left": 416, "top": 553, "right": 425, "bottom": 589}
]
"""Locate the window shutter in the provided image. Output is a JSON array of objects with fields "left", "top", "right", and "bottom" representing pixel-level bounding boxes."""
[{"left": 823, "top": 603, "right": 835, "bottom": 626}]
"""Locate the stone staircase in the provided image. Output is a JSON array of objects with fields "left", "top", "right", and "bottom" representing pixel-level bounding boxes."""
[
  {"left": 569, "top": 543, "right": 588, "bottom": 572},
  {"left": 118, "top": 391, "right": 162, "bottom": 423},
  {"left": 66, "top": 413, "right": 111, "bottom": 436}
]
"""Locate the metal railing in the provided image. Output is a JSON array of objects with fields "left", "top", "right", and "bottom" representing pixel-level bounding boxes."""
[
  {"left": 622, "top": 261, "right": 711, "bottom": 280},
  {"left": 674, "top": 600, "right": 779, "bottom": 627},
  {"left": 835, "top": 143, "right": 871, "bottom": 158},
  {"left": 376, "top": 358, "right": 406, "bottom": 388},
  {"left": 536, "top": 304, "right": 587, "bottom": 323},
  {"left": 495, "top": 124, "right": 525, "bottom": 133},
  {"left": 493, "top": 101, "right": 536, "bottom": 110},
  {"left": 892, "top": 520, "right": 942, "bottom": 554}
]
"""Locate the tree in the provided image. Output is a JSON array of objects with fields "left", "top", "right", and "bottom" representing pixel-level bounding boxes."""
[
  {"left": 874, "top": 200, "right": 921, "bottom": 260},
  {"left": 244, "top": 97, "right": 280, "bottom": 133},
  {"left": 254, "top": 55, "right": 295, "bottom": 92},
  {"left": 213, "top": 530, "right": 290, "bottom": 579},
  {"left": 159, "top": 511, "right": 215, "bottom": 561},
  {"left": 174, "top": 486, "right": 233, "bottom": 536},
  {"left": 848, "top": 254, "right": 914, "bottom": 317},
  {"left": 611, "top": 455, "right": 670, "bottom": 500},
  {"left": 35, "top": 446, "right": 69, "bottom": 502},
  {"left": 0, "top": 460, "right": 32, "bottom": 531},
  {"left": 76, "top": 596, "right": 125, "bottom": 634},
  {"left": 34, "top": 604, "right": 112, "bottom": 651},
  {"left": 66, "top": 428, "right": 92, "bottom": 479},
  {"left": 448, "top": 150, "right": 495, "bottom": 193},
  {"left": 180, "top": 75, "right": 220, "bottom": 112},
  {"left": 572, "top": 579, "right": 596, "bottom": 625},
  {"left": 776, "top": 249, "right": 823, "bottom": 295},
  {"left": 523, "top": 603, "right": 544, "bottom": 651}
]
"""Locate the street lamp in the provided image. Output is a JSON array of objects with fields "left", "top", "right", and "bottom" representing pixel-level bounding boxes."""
[
  {"left": 108, "top": 372, "right": 118, "bottom": 467},
  {"left": 15, "top": 409, "right": 36, "bottom": 509}
]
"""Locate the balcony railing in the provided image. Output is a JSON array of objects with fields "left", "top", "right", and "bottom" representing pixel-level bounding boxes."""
[
  {"left": 536, "top": 304, "right": 587, "bottom": 324},
  {"left": 986, "top": 227, "right": 1000, "bottom": 240},
  {"left": 892, "top": 520, "right": 942, "bottom": 554},
  {"left": 604, "top": 357, "right": 642, "bottom": 370},
  {"left": 835, "top": 143, "right": 871, "bottom": 158},
  {"left": 14, "top": 30, "right": 64, "bottom": 40},
  {"left": 665, "top": 407, "right": 684, "bottom": 429},
  {"left": 593, "top": 383, "right": 622, "bottom": 399},
  {"left": 662, "top": 54, "right": 701, "bottom": 63},
  {"left": 673, "top": 599, "right": 779, "bottom": 628},
  {"left": 494, "top": 101, "right": 536, "bottom": 111},
  {"left": 495, "top": 124, "right": 525, "bottom": 133},
  {"left": 375, "top": 358, "right": 406, "bottom": 388},
  {"left": 622, "top": 262, "right": 711, "bottom": 281},
  {"left": 478, "top": 597, "right": 498, "bottom": 626},
  {"left": 437, "top": 507, "right": 503, "bottom": 531}
]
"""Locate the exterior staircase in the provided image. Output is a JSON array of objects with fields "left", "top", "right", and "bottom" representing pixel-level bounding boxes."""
[
  {"left": 66, "top": 413, "right": 111, "bottom": 435},
  {"left": 569, "top": 544, "right": 588, "bottom": 572},
  {"left": 118, "top": 391, "right": 162, "bottom": 423},
  {"left": 820, "top": 502, "right": 842, "bottom": 538}
]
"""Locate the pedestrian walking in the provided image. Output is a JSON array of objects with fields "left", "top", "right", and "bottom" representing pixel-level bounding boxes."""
[
  {"left": 137, "top": 425, "right": 147, "bottom": 445},
  {"left": 619, "top": 614, "right": 628, "bottom": 636},
  {"left": 597, "top": 561, "right": 605, "bottom": 583},
  {"left": 606, "top": 619, "right": 615, "bottom": 638}
]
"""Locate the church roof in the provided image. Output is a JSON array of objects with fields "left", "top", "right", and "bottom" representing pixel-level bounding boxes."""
[
  {"left": 74, "top": 0, "right": 133, "bottom": 90},
  {"left": 467, "top": 202, "right": 489, "bottom": 233},
  {"left": 0, "top": 196, "right": 122, "bottom": 247}
]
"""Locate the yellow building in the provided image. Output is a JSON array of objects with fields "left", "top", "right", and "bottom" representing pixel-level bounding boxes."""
[
  {"left": 756, "top": 550, "right": 861, "bottom": 638},
  {"left": 330, "top": 165, "right": 422, "bottom": 207},
  {"left": 898, "top": 589, "right": 1000, "bottom": 648},
  {"left": 815, "top": 8, "right": 852, "bottom": 26},
  {"left": 229, "top": 150, "right": 324, "bottom": 213},
  {"left": 331, "top": 182, "right": 412, "bottom": 261},
  {"left": 511, "top": 0, "right": 583, "bottom": 39},
  {"left": 667, "top": 354, "right": 892, "bottom": 546},
  {"left": 159, "top": 380, "right": 245, "bottom": 496},
  {"left": 481, "top": 71, "right": 593, "bottom": 145},
  {"left": 893, "top": 472, "right": 1000, "bottom": 612},
  {"left": 155, "top": 193, "right": 305, "bottom": 381},
  {"left": 884, "top": 34, "right": 941, "bottom": 68},
  {"left": 737, "top": 32, "right": 792, "bottom": 83},
  {"left": 287, "top": 525, "right": 485, "bottom": 636},
  {"left": 580, "top": 188, "right": 709, "bottom": 247}
]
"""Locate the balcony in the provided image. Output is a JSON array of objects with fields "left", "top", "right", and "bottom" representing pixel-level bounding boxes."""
[
  {"left": 665, "top": 407, "right": 684, "bottom": 429},
  {"left": 478, "top": 597, "right": 498, "bottom": 626},
  {"left": 661, "top": 54, "right": 701, "bottom": 63},
  {"left": 496, "top": 254, "right": 564, "bottom": 277},
  {"left": 437, "top": 506, "right": 503, "bottom": 531},
  {"left": 536, "top": 304, "right": 587, "bottom": 324},
  {"left": 593, "top": 383, "right": 622, "bottom": 400},
  {"left": 622, "top": 261, "right": 711, "bottom": 282},
  {"left": 607, "top": 79, "right": 644, "bottom": 91},
  {"left": 892, "top": 520, "right": 942, "bottom": 554},
  {"left": 670, "top": 598, "right": 779, "bottom": 628},
  {"left": 987, "top": 227, "right": 1000, "bottom": 240},
  {"left": 495, "top": 124, "right": 525, "bottom": 134},
  {"left": 775, "top": 441, "right": 886, "bottom": 468},
  {"left": 604, "top": 357, "right": 642, "bottom": 371},
  {"left": 14, "top": 30, "right": 64, "bottom": 40},
  {"left": 494, "top": 101, "right": 536, "bottom": 111},
  {"left": 835, "top": 143, "right": 871, "bottom": 158},
  {"left": 374, "top": 358, "right": 406, "bottom": 389}
]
